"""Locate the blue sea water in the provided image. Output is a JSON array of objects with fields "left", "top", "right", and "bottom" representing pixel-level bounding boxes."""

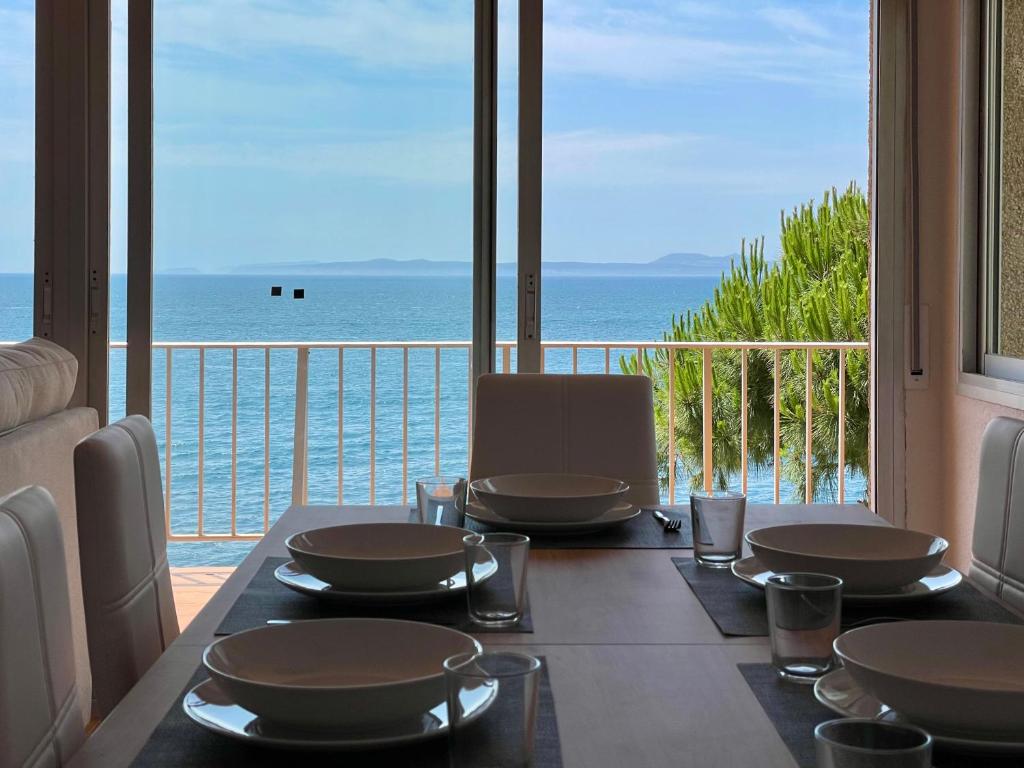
[{"left": 0, "top": 273, "right": 866, "bottom": 565}]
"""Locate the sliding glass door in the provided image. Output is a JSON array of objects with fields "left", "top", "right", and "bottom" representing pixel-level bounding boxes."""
[
  {"left": 133, "top": 2, "right": 479, "bottom": 562},
  {"left": 525, "top": 1, "right": 872, "bottom": 504}
]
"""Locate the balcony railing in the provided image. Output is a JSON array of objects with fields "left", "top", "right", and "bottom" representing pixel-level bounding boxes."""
[{"left": 98, "top": 340, "right": 868, "bottom": 542}]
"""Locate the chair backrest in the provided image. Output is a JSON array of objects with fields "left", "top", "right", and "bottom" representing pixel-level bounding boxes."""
[
  {"left": 470, "top": 374, "right": 659, "bottom": 506},
  {"left": 74, "top": 415, "right": 179, "bottom": 719},
  {"left": 970, "top": 416, "right": 1024, "bottom": 612},
  {"left": 0, "top": 486, "right": 86, "bottom": 768}
]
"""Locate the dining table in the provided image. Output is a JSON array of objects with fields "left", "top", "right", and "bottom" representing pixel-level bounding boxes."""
[{"left": 66, "top": 502, "right": 990, "bottom": 768}]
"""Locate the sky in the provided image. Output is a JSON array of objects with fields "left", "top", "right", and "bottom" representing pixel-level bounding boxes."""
[{"left": 0, "top": 0, "right": 869, "bottom": 274}]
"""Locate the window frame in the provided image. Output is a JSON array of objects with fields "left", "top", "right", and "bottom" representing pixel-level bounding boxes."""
[{"left": 959, "top": 0, "right": 1024, "bottom": 405}]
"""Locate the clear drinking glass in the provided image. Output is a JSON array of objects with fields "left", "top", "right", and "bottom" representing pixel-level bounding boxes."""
[
  {"left": 815, "top": 719, "right": 933, "bottom": 768},
  {"left": 463, "top": 533, "right": 529, "bottom": 627},
  {"left": 416, "top": 476, "right": 467, "bottom": 526},
  {"left": 444, "top": 652, "right": 542, "bottom": 768},
  {"left": 690, "top": 490, "right": 746, "bottom": 567},
  {"left": 766, "top": 572, "right": 843, "bottom": 682}
]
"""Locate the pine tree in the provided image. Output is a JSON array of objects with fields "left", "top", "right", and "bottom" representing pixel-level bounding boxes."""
[{"left": 622, "top": 183, "right": 869, "bottom": 502}]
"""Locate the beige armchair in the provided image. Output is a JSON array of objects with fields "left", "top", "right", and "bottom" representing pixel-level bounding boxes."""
[
  {"left": 470, "top": 374, "right": 660, "bottom": 507},
  {"left": 75, "top": 415, "right": 179, "bottom": 719},
  {"left": 0, "top": 486, "right": 86, "bottom": 767},
  {"left": 970, "top": 416, "right": 1024, "bottom": 612}
]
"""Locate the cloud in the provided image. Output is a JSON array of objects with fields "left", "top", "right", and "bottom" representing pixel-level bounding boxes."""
[
  {"left": 0, "top": 119, "right": 32, "bottom": 163},
  {"left": 757, "top": 6, "right": 831, "bottom": 39},
  {"left": 153, "top": 0, "right": 472, "bottom": 71},
  {"left": 156, "top": 130, "right": 473, "bottom": 185},
  {"left": 541, "top": 1, "right": 863, "bottom": 88},
  {"left": 541, "top": 128, "right": 866, "bottom": 196},
  {"left": 0, "top": 8, "right": 34, "bottom": 90},
  {"left": 141, "top": 0, "right": 864, "bottom": 90}
]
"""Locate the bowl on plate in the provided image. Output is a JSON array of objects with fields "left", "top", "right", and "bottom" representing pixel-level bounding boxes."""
[
  {"left": 745, "top": 524, "right": 947, "bottom": 593},
  {"left": 469, "top": 473, "right": 628, "bottom": 523},
  {"left": 286, "top": 523, "right": 466, "bottom": 591},
  {"left": 203, "top": 618, "right": 481, "bottom": 730},
  {"left": 834, "top": 620, "right": 1024, "bottom": 734}
]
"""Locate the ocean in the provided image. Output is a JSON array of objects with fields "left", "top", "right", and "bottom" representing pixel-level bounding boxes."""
[{"left": 0, "top": 273, "right": 866, "bottom": 565}]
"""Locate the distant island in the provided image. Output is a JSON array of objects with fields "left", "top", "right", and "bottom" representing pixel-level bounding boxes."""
[{"left": 229, "top": 252, "right": 744, "bottom": 278}]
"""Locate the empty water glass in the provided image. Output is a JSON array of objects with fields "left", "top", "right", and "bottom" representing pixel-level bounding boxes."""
[
  {"left": 815, "top": 718, "right": 933, "bottom": 767},
  {"left": 463, "top": 532, "right": 529, "bottom": 627},
  {"left": 766, "top": 572, "right": 842, "bottom": 682},
  {"left": 416, "top": 476, "right": 467, "bottom": 526},
  {"left": 445, "top": 651, "right": 542, "bottom": 768},
  {"left": 690, "top": 490, "right": 746, "bottom": 567}
]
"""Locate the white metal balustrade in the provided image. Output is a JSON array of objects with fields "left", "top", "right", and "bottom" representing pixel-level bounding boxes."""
[{"left": 96, "top": 339, "right": 867, "bottom": 542}]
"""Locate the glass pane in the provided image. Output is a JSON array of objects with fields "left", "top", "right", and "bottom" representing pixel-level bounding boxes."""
[
  {"left": 152, "top": 2, "right": 474, "bottom": 565},
  {"left": 0, "top": 0, "right": 34, "bottom": 342},
  {"left": 110, "top": 0, "right": 128, "bottom": 422},
  {"left": 996, "top": 1, "right": 1024, "bottom": 358},
  {"left": 497, "top": 0, "right": 518, "bottom": 372},
  {"left": 540, "top": 1, "right": 871, "bottom": 503}
]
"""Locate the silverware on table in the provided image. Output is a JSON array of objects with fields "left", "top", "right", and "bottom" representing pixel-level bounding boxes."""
[{"left": 651, "top": 508, "right": 682, "bottom": 532}]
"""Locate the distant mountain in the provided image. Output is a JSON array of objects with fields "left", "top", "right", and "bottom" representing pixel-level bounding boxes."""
[{"left": 232, "top": 252, "right": 742, "bottom": 277}]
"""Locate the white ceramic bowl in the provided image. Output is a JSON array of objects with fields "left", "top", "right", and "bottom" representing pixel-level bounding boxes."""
[
  {"left": 469, "top": 473, "right": 629, "bottom": 522},
  {"left": 745, "top": 524, "right": 947, "bottom": 592},
  {"left": 835, "top": 621, "right": 1024, "bottom": 734},
  {"left": 286, "top": 523, "right": 466, "bottom": 591},
  {"left": 203, "top": 618, "right": 481, "bottom": 730}
]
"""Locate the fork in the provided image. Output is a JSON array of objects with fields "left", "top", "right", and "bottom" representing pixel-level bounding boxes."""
[{"left": 651, "top": 509, "right": 682, "bottom": 532}]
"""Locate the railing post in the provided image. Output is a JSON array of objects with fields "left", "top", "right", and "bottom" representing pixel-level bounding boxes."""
[
  {"left": 668, "top": 348, "right": 676, "bottom": 504},
  {"left": 838, "top": 349, "right": 847, "bottom": 503},
  {"left": 197, "top": 347, "right": 204, "bottom": 536},
  {"left": 740, "top": 348, "right": 748, "bottom": 496},
  {"left": 773, "top": 349, "right": 782, "bottom": 503},
  {"left": 402, "top": 347, "right": 409, "bottom": 505},
  {"left": 805, "top": 348, "right": 814, "bottom": 503},
  {"left": 264, "top": 348, "right": 271, "bottom": 530},
  {"left": 164, "top": 347, "right": 172, "bottom": 537},
  {"left": 369, "top": 347, "right": 376, "bottom": 504},
  {"left": 342, "top": 348, "right": 350, "bottom": 507},
  {"left": 230, "top": 347, "right": 238, "bottom": 535},
  {"left": 434, "top": 347, "right": 441, "bottom": 475},
  {"left": 291, "top": 347, "right": 309, "bottom": 506},
  {"left": 702, "top": 347, "right": 713, "bottom": 493}
]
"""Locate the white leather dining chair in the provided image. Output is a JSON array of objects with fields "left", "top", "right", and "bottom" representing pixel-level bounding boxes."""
[
  {"left": 470, "top": 374, "right": 660, "bottom": 506},
  {"left": 970, "top": 416, "right": 1024, "bottom": 612},
  {"left": 74, "top": 416, "right": 179, "bottom": 719},
  {"left": 0, "top": 486, "right": 86, "bottom": 768}
]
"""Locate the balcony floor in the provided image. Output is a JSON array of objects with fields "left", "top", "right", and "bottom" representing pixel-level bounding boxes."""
[{"left": 171, "top": 567, "right": 234, "bottom": 629}]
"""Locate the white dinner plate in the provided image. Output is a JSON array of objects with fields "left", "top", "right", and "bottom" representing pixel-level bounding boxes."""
[
  {"left": 274, "top": 554, "right": 498, "bottom": 603},
  {"left": 729, "top": 556, "right": 962, "bottom": 602},
  {"left": 465, "top": 500, "right": 640, "bottom": 533},
  {"left": 184, "top": 676, "right": 497, "bottom": 751},
  {"left": 814, "top": 668, "right": 1024, "bottom": 753}
]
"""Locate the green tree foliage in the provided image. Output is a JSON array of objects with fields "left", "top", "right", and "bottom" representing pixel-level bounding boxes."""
[{"left": 621, "top": 183, "right": 869, "bottom": 501}]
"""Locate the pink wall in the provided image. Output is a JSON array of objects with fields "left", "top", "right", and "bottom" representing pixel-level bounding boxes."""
[{"left": 904, "top": 0, "right": 1024, "bottom": 571}]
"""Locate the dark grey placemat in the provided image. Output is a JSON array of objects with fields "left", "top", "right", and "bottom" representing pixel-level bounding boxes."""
[
  {"left": 675, "top": 559, "right": 1024, "bottom": 637},
  {"left": 216, "top": 557, "right": 532, "bottom": 635},
  {"left": 739, "top": 663, "right": 1020, "bottom": 768},
  {"left": 427, "top": 506, "right": 693, "bottom": 548},
  {"left": 130, "top": 660, "right": 563, "bottom": 767}
]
